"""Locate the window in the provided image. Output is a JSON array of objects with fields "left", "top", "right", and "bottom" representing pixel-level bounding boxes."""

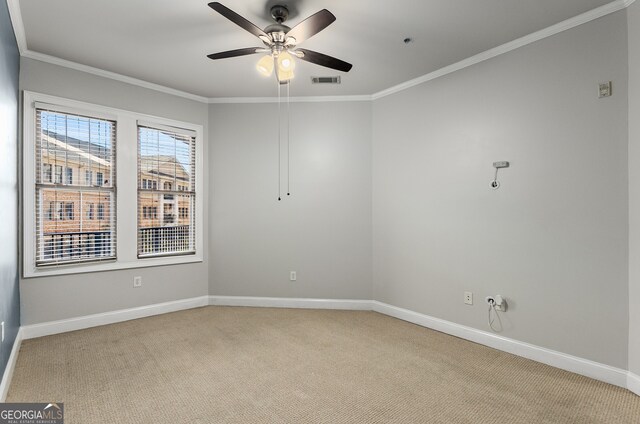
[
  {"left": 56, "top": 202, "right": 63, "bottom": 220},
  {"left": 66, "top": 167, "right": 73, "bottom": 185},
  {"left": 24, "top": 92, "right": 202, "bottom": 277},
  {"left": 138, "top": 124, "right": 196, "bottom": 257},
  {"left": 43, "top": 164, "right": 52, "bottom": 183},
  {"left": 64, "top": 203, "right": 74, "bottom": 220},
  {"left": 54, "top": 165, "right": 63, "bottom": 184},
  {"left": 33, "top": 106, "right": 116, "bottom": 266},
  {"left": 141, "top": 206, "right": 159, "bottom": 220},
  {"left": 46, "top": 202, "right": 54, "bottom": 220}
]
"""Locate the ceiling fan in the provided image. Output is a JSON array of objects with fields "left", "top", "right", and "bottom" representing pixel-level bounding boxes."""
[{"left": 207, "top": 2, "right": 353, "bottom": 83}]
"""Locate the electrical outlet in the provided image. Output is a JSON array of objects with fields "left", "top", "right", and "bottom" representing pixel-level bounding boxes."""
[
  {"left": 133, "top": 276, "right": 142, "bottom": 288},
  {"left": 464, "top": 291, "right": 473, "bottom": 305},
  {"left": 1, "top": 321, "right": 4, "bottom": 342},
  {"left": 290, "top": 271, "right": 297, "bottom": 281},
  {"left": 599, "top": 81, "right": 612, "bottom": 98}
]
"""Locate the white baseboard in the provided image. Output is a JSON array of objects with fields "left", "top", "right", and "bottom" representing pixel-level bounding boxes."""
[
  {"left": 21, "top": 296, "right": 209, "bottom": 339},
  {"left": 11, "top": 295, "right": 639, "bottom": 396},
  {"left": 208, "top": 295, "right": 372, "bottom": 310},
  {"left": 629, "top": 373, "right": 640, "bottom": 396},
  {"left": 371, "top": 301, "right": 630, "bottom": 389},
  {"left": 0, "top": 328, "right": 23, "bottom": 402}
]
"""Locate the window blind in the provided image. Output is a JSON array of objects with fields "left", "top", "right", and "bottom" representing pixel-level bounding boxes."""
[
  {"left": 137, "top": 124, "right": 196, "bottom": 258},
  {"left": 35, "top": 108, "right": 117, "bottom": 266}
]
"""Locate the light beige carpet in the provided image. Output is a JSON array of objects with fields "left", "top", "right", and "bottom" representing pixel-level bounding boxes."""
[{"left": 7, "top": 307, "right": 640, "bottom": 423}]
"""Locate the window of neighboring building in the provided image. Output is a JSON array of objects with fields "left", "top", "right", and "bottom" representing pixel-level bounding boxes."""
[
  {"left": 46, "top": 202, "right": 54, "bottom": 220},
  {"left": 66, "top": 167, "right": 73, "bottom": 185},
  {"left": 32, "top": 106, "right": 116, "bottom": 266},
  {"left": 137, "top": 124, "right": 196, "bottom": 258},
  {"left": 96, "top": 172, "right": 104, "bottom": 186},
  {"left": 65, "top": 202, "right": 74, "bottom": 220},
  {"left": 54, "top": 165, "right": 63, "bottom": 184},
  {"left": 43, "top": 164, "right": 52, "bottom": 183}
]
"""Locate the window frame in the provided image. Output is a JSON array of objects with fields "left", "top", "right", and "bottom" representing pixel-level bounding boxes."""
[
  {"left": 137, "top": 123, "right": 197, "bottom": 259},
  {"left": 23, "top": 91, "right": 204, "bottom": 278}
]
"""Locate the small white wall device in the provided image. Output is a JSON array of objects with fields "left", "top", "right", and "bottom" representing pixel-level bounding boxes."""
[
  {"left": 490, "top": 161, "right": 510, "bottom": 190},
  {"left": 485, "top": 294, "right": 507, "bottom": 312},
  {"left": 486, "top": 294, "right": 507, "bottom": 332}
]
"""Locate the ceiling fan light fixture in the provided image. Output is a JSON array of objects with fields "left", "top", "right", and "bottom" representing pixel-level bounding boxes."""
[
  {"left": 256, "top": 54, "right": 274, "bottom": 77},
  {"left": 277, "top": 51, "right": 295, "bottom": 72},
  {"left": 275, "top": 63, "right": 294, "bottom": 83}
]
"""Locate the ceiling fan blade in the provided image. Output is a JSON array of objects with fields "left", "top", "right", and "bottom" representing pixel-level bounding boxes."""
[
  {"left": 285, "top": 9, "right": 336, "bottom": 44},
  {"left": 296, "top": 48, "right": 352, "bottom": 72},
  {"left": 207, "top": 47, "right": 261, "bottom": 60},
  {"left": 208, "top": 2, "right": 269, "bottom": 41}
]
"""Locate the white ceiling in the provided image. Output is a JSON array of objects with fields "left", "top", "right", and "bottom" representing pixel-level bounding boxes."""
[{"left": 17, "top": 0, "right": 615, "bottom": 98}]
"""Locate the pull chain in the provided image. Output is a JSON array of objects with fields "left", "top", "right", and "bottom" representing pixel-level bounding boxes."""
[
  {"left": 277, "top": 79, "right": 281, "bottom": 201},
  {"left": 287, "top": 80, "right": 291, "bottom": 196}
]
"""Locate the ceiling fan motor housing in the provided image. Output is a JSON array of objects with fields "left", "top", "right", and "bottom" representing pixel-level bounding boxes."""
[
  {"left": 264, "top": 24, "right": 291, "bottom": 43},
  {"left": 266, "top": 6, "right": 292, "bottom": 45}
]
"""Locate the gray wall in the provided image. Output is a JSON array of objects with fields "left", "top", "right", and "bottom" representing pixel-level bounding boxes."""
[
  {"left": 19, "top": 58, "right": 209, "bottom": 325},
  {"left": 0, "top": 0, "right": 20, "bottom": 376},
  {"left": 209, "top": 102, "right": 372, "bottom": 300},
  {"left": 372, "top": 12, "right": 629, "bottom": 368},
  {"left": 628, "top": 1, "right": 640, "bottom": 377}
]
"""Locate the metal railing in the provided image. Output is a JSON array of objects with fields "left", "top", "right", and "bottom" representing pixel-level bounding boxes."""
[
  {"left": 38, "top": 226, "right": 193, "bottom": 264},
  {"left": 40, "top": 231, "right": 113, "bottom": 263},
  {"left": 138, "top": 225, "right": 193, "bottom": 257}
]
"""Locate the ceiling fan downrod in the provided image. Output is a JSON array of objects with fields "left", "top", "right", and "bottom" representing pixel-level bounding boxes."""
[{"left": 270, "top": 5, "right": 289, "bottom": 24}]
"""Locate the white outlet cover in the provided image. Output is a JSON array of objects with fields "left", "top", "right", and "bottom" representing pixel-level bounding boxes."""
[
  {"left": 133, "top": 276, "right": 142, "bottom": 287},
  {"left": 290, "top": 271, "right": 297, "bottom": 281},
  {"left": 464, "top": 292, "right": 473, "bottom": 305}
]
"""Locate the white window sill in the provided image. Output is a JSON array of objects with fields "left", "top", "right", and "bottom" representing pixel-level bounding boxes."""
[{"left": 23, "top": 255, "right": 203, "bottom": 278}]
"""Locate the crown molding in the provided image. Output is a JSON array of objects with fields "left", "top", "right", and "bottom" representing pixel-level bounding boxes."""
[
  {"left": 21, "top": 50, "right": 209, "bottom": 103},
  {"left": 6, "top": 0, "right": 26, "bottom": 54},
  {"left": 372, "top": 0, "right": 634, "bottom": 100},
  {"left": 207, "top": 95, "right": 372, "bottom": 104},
  {"left": 7, "top": 0, "right": 636, "bottom": 104}
]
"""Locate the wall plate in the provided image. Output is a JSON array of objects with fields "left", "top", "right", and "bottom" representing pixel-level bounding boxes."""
[{"left": 599, "top": 81, "right": 612, "bottom": 98}]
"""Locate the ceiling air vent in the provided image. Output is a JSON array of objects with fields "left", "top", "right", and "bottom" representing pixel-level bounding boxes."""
[{"left": 311, "top": 76, "right": 341, "bottom": 84}]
